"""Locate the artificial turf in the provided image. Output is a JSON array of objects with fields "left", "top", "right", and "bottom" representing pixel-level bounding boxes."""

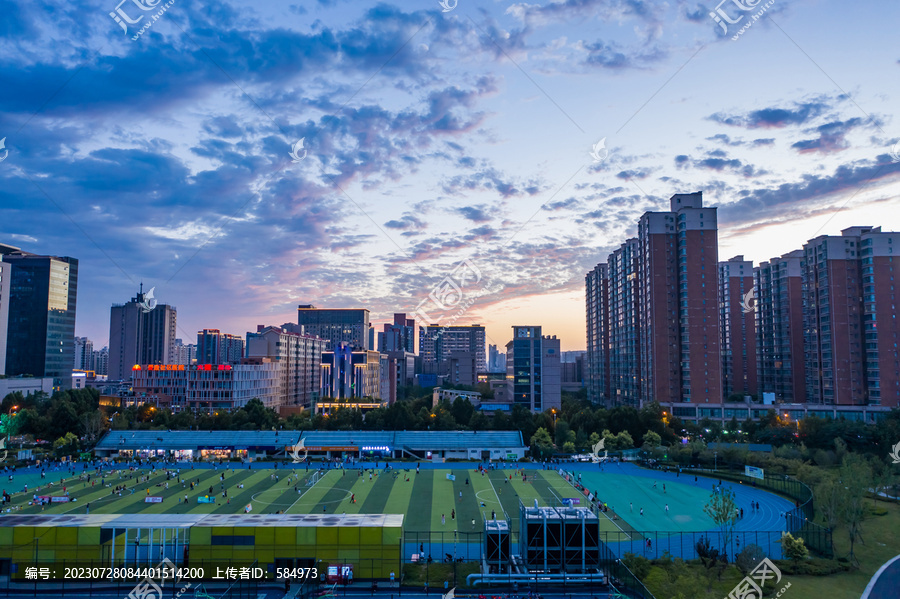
[{"left": 2, "top": 465, "right": 695, "bottom": 541}]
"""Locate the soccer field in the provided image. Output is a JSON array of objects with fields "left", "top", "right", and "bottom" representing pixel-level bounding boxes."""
[{"left": 7, "top": 465, "right": 593, "bottom": 534}]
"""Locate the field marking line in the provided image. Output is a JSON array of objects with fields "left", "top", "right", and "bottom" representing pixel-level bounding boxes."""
[
  {"left": 485, "top": 472, "right": 505, "bottom": 520},
  {"left": 287, "top": 468, "right": 331, "bottom": 512},
  {"left": 555, "top": 470, "right": 633, "bottom": 540}
]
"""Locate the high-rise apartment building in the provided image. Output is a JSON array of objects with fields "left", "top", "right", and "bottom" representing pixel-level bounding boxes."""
[
  {"left": 92, "top": 346, "right": 109, "bottom": 376},
  {"left": 860, "top": 228, "right": 900, "bottom": 407},
  {"left": 0, "top": 261, "right": 10, "bottom": 375},
  {"left": 802, "top": 229, "right": 867, "bottom": 405},
  {"left": 0, "top": 244, "right": 79, "bottom": 390},
  {"left": 586, "top": 192, "right": 722, "bottom": 408},
  {"left": 802, "top": 227, "right": 900, "bottom": 407},
  {"left": 173, "top": 339, "right": 196, "bottom": 366},
  {"left": 418, "top": 324, "right": 486, "bottom": 374},
  {"left": 74, "top": 336, "right": 94, "bottom": 371},
  {"left": 108, "top": 285, "right": 177, "bottom": 381},
  {"left": 246, "top": 324, "right": 326, "bottom": 408},
  {"left": 608, "top": 239, "right": 642, "bottom": 406},
  {"left": 505, "top": 326, "right": 561, "bottom": 412},
  {"left": 297, "top": 305, "right": 370, "bottom": 350},
  {"left": 718, "top": 256, "right": 757, "bottom": 399},
  {"left": 377, "top": 313, "right": 416, "bottom": 353},
  {"left": 585, "top": 263, "right": 610, "bottom": 404},
  {"left": 755, "top": 250, "right": 806, "bottom": 403},
  {"left": 196, "top": 329, "right": 245, "bottom": 365}
]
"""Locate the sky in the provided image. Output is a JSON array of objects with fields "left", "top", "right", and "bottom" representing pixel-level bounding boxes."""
[{"left": 1, "top": 0, "right": 899, "bottom": 353}]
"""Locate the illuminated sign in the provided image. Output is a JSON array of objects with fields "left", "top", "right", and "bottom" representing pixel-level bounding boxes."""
[
  {"left": 361, "top": 446, "right": 391, "bottom": 452},
  {"left": 304, "top": 446, "right": 358, "bottom": 452}
]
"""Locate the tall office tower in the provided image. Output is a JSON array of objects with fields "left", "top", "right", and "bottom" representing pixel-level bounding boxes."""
[
  {"left": 608, "top": 239, "right": 642, "bottom": 406},
  {"left": 418, "top": 324, "right": 487, "bottom": 374},
  {"left": 0, "top": 244, "right": 79, "bottom": 390},
  {"left": 173, "top": 338, "right": 197, "bottom": 366},
  {"left": 859, "top": 228, "right": 900, "bottom": 407},
  {"left": 505, "top": 326, "right": 561, "bottom": 413},
  {"left": 92, "top": 346, "right": 109, "bottom": 376},
  {"left": 755, "top": 250, "right": 806, "bottom": 403},
  {"left": 246, "top": 324, "right": 327, "bottom": 408},
  {"left": 196, "top": 329, "right": 245, "bottom": 364},
  {"left": 718, "top": 256, "right": 757, "bottom": 399},
  {"left": 74, "top": 336, "right": 94, "bottom": 371},
  {"left": 0, "top": 261, "right": 9, "bottom": 375},
  {"left": 297, "top": 305, "right": 370, "bottom": 350},
  {"left": 378, "top": 313, "right": 416, "bottom": 353},
  {"left": 108, "top": 285, "right": 177, "bottom": 381},
  {"left": 585, "top": 263, "right": 610, "bottom": 404}
]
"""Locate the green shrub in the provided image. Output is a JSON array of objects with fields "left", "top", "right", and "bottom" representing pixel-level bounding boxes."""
[
  {"left": 778, "top": 532, "right": 809, "bottom": 562},
  {"left": 735, "top": 544, "right": 765, "bottom": 575},
  {"left": 622, "top": 552, "right": 652, "bottom": 581}
]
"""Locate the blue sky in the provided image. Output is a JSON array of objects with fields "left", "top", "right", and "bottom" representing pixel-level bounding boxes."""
[{"left": 2, "top": 0, "right": 899, "bottom": 352}]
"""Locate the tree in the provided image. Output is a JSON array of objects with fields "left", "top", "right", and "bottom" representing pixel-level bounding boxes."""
[
  {"left": 703, "top": 487, "right": 738, "bottom": 561},
  {"left": 450, "top": 398, "right": 475, "bottom": 426},
  {"left": 530, "top": 427, "right": 553, "bottom": 460},
  {"left": 778, "top": 532, "right": 809, "bottom": 562},
  {"left": 79, "top": 410, "right": 107, "bottom": 443},
  {"left": 53, "top": 432, "right": 79, "bottom": 456},
  {"left": 642, "top": 430, "right": 662, "bottom": 449},
  {"left": 695, "top": 536, "right": 726, "bottom": 590},
  {"left": 815, "top": 476, "right": 843, "bottom": 554},
  {"left": 840, "top": 453, "right": 872, "bottom": 563},
  {"left": 468, "top": 411, "right": 489, "bottom": 432}
]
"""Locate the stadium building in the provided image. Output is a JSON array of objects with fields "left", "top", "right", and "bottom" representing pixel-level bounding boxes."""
[{"left": 93, "top": 430, "right": 527, "bottom": 461}]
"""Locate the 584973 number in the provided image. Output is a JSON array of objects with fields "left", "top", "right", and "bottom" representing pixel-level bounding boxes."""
[{"left": 276, "top": 567, "right": 318, "bottom": 579}]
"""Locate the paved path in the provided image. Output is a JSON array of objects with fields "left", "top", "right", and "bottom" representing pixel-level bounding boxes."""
[{"left": 861, "top": 553, "right": 900, "bottom": 599}]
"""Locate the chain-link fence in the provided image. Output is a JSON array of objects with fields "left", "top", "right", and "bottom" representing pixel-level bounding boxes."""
[{"left": 689, "top": 466, "right": 833, "bottom": 557}]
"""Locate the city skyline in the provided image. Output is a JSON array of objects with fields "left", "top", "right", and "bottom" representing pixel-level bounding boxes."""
[{"left": 2, "top": 1, "right": 900, "bottom": 353}]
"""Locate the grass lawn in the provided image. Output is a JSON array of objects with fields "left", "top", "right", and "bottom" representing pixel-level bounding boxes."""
[{"left": 637, "top": 498, "right": 900, "bottom": 598}]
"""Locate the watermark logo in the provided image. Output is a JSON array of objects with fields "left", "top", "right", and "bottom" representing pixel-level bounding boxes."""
[
  {"left": 0, "top": 437, "right": 6, "bottom": 462},
  {"left": 889, "top": 441, "right": 900, "bottom": 464},
  {"left": 289, "top": 138, "right": 307, "bottom": 163},
  {"left": 589, "top": 138, "right": 609, "bottom": 163},
  {"left": 725, "top": 557, "right": 789, "bottom": 599},
  {"left": 438, "top": 0, "right": 458, "bottom": 12},
  {"left": 290, "top": 440, "right": 308, "bottom": 464},
  {"left": 0, "top": 137, "right": 8, "bottom": 162},
  {"left": 138, "top": 287, "right": 158, "bottom": 313},
  {"left": 110, "top": 0, "right": 176, "bottom": 41},
  {"left": 413, "top": 258, "right": 501, "bottom": 331},
  {"left": 741, "top": 286, "right": 757, "bottom": 314},
  {"left": 709, "top": 0, "right": 775, "bottom": 40},
  {"left": 591, "top": 438, "right": 608, "bottom": 463},
  {"left": 126, "top": 558, "right": 191, "bottom": 599},
  {"left": 889, "top": 141, "right": 900, "bottom": 163}
]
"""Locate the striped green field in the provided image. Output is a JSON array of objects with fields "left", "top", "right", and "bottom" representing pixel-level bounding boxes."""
[{"left": 3, "top": 466, "right": 622, "bottom": 537}]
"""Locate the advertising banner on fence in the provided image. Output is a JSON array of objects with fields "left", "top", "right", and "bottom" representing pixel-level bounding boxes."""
[
  {"left": 50, "top": 496, "right": 70, "bottom": 503},
  {"left": 745, "top": 465, "right": 764, "bottom": 480}
]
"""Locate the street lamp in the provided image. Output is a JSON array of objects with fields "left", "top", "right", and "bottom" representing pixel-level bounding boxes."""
[{"left": 551, "top": 408, "right": 557, "bottom": 431}]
